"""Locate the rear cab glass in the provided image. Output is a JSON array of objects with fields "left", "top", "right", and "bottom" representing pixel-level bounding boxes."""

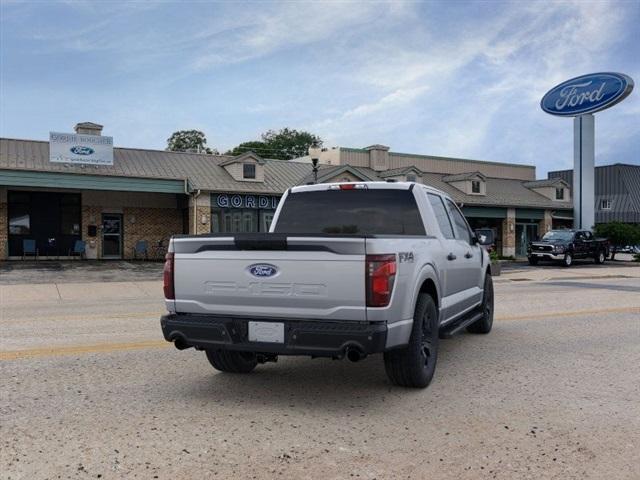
[{"left": 273, "top": 188, "right": 426, "bottom": 235}]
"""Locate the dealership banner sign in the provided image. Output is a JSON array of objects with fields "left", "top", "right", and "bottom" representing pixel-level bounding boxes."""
[
  {"left": 540, "top": 72, "right": 634, "bottom": 230},
  {"left": 540, "top": 72, "right": 634, "bottom": 116},
  {"left": 49, "top": 132, "right": 114, "bottom": 165},
  {"left": 214, "top": 194, "right": 280, "bottom": 210}
]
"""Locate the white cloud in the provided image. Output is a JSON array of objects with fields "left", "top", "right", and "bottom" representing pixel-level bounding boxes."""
[{"left": 308, "top": 0, "right": 636, "bottom": 174}]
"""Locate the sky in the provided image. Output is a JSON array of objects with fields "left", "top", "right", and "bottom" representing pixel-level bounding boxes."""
[{"left": 1, "top": 0, "right": 638, "bottom": 177}]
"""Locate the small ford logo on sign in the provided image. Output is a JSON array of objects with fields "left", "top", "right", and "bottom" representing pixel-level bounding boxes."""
[
  {"left": 248, "top": 264, "right": 279, "bottom": 278},
  {"left": 541, "top": 72, "right": 634, "bottom": 116},
  {"left": 70, "top": 146, "right": 95, "bottom": 155}
]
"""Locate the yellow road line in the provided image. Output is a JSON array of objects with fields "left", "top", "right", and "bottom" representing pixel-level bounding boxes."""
[
  {"left": 496, "top": 306, "right": 640, "bottom": 321},
  {"left": 2, "top": 306, "right": 639, "bottom": 361},
  {"left": 0, "top": 339, "right": 169, "bottom": 361}
]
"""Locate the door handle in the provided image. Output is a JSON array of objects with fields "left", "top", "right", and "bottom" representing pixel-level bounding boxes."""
[
  {"left": 447, "top": 253, "right": 457, "bottom": 261},
  {"left": 465, "top": 252, "right": 473, "bottom": 259}
]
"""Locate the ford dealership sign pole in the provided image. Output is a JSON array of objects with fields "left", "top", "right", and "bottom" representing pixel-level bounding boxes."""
[{"left": 541, "top": 72, "right": 633, "bottom": 230}]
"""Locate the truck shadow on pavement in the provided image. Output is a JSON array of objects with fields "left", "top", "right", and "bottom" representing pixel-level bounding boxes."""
[{"left": 176, "top": 332, "right": 491, "bottom": 412}]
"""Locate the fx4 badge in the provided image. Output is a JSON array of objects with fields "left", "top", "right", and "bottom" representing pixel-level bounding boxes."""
[{"left": 399, "top": 252, "right": 414, "bottom": 263}]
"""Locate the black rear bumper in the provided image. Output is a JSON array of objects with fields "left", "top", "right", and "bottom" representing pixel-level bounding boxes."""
[{"left": 160, "top": 313, "right": 387, "bottom": 358}]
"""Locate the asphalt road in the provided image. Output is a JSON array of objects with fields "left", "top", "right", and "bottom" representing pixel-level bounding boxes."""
[{"left": 1, "top": 266, "right": 639, "bottom": 479}]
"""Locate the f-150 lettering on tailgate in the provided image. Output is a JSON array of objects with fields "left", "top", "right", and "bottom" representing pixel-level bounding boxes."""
[{"left": 204, "top": 281, "right": 328, "bottom": 297}]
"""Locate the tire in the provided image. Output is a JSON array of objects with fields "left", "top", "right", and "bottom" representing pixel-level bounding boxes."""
[
  {"left": 467, "top": 273, "right": 494, "bottom": 334},
  {"left": 562, "top": 253, "right": 573, "bottom": 267},
  {"left": 205, "top": 349, "right": 258, "bottom": 373},
  {"left": 528, "top": 256, "right": 539, "bottom": 266},
  {"left": 595, "top": 250, "right": 606, "bottom": 264},
  {"left": 383, "top": 293, "right": 439, "bottom": 388}
]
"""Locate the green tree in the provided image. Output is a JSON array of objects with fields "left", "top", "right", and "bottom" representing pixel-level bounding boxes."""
[
  {"left": 261, "top": 128, "right": 322, "bottom": 160},
  {"left": 226, "top": 128, "right": 322, "bottom": 160},
  {"left": 594, "top": 222, "right": 640, "bottom": 260},
  {"left": 225, "top": 141, "right": 269, "bottom": 157},
  {"left": 167, "top": 130, "right": 217, "bottom": 154}
]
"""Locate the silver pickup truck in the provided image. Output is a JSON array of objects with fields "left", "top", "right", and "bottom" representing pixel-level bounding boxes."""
[{"left": 161, "top": 182, "right": 495, "bottom": 388}]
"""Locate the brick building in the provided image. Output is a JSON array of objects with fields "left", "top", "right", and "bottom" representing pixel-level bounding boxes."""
[
  {"left": 1, "top": 124, "right": 574, "bottom": 260},
  {"left": 0, "top": 123, "right": 308, "bottom": 260}
]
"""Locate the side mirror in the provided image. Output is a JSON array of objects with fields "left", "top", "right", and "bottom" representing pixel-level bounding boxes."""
[{"left": 475, "top": 229, "right": 495, "bottom": 246}]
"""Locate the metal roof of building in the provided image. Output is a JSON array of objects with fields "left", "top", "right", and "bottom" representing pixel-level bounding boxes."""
[
  {"left": 0, "top": 137, "right": 311, "bottom": 194},
  {"left": 0, "top": 137, "right": 573, "bottom": 210},
  {"left": 303, "top": 164, "right": 573, "bottom": 210},
  {"left": 523, "top": 178, "right": 567, "bottom": 188},
  {"left": 442, "top": 171, "right": 486, "bottom": 182}
]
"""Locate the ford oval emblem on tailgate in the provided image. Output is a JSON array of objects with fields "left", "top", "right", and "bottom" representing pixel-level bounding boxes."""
[{"left": 248, "top": 264, "right": 278, "bottom": 278}]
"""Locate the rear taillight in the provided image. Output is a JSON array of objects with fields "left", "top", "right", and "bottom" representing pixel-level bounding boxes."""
[
  {"left": 163, "top": 252, "right": 175, "bottom": 300},
  {"left": 366, "top": 254, "right": 396, "bottom": 307}
]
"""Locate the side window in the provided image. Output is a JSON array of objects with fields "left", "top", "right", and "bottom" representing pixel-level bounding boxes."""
[
  {"left": 446, "top": 199, "right": 472, "bottom": 244},
  {"left": 427, "top": 193, "right": 454, "bottom": 239},
  {"left": 584, "top": 231, "right": 593, "bottom": 240}
]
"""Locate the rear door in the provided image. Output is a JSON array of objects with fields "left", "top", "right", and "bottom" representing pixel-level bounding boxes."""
[
  {"left": 444, "top": 198, "right": 483, "bottom": 313},
  {"left": 574, "top": 231, "right": 587, "bottom": 258},
  {"left": 426, "top": 193, "right": 468, "bottom": 320}
]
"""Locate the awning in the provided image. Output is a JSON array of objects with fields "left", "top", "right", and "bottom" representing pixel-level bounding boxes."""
[{"left": 0, "top": 169, "right": 186, "bottom": 194}]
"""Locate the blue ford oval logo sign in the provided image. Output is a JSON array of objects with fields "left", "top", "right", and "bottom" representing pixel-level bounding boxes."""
[
  {"left": 70, "top": 146, "right": 95, "bottom": 155},
  {"left": 248, "top": 264, "right": 278, "bottom": 278},
  {"left": 541, "top": 72, "right": 634, "bottom": 116}
]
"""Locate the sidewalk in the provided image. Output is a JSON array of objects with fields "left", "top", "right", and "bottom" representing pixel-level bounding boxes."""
[
  {"left": 0, "top": 280, "right": 162, "bottom": 306},
  {"left": 495, "top": 259, "right": 640, "bottom": 283},
  {"left": 0, "top": 260, "right": 163, "bottom": 285}
]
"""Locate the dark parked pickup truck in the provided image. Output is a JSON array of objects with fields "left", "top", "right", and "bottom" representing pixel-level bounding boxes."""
[{"left": 527, "top": 230, "right": 609, "bottom": 267}]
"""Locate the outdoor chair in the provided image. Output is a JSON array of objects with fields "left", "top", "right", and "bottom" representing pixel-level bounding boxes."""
[
  {"left": 152, "top": 238, "right": 168, "bottom": 260},
  {"left": 133, "top": 240, "right": 149, "bottom": 260},
  {"left": 68, "top": 240, "right": 86, "bottom": 260},
  {"left": 22, "top": 239, "right": 38, "bottom": 261}
]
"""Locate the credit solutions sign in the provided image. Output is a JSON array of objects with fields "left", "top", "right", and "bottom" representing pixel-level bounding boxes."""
[{"left": 49, "top": 132, "right": 114, "bottom": 165}]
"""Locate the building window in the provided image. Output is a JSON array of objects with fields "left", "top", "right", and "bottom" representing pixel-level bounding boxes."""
[
  {"left": 555, "top": 188, "right": 564, "bottom": 200},
  {"left": 471, "top": 180, "right": 481, "bottom": 194},
  {"left": 243, "top": 163, "right": 256, "bottom": 179},
  {"left": 7, "top": 191, "right": 81, "bottom": 257},
  {"left": 600, "top": 199, "right": 612, "bottom": 210},
  {"left": 210, "top": 208, "right": 275, "bottom": 233},
  {"left": 406, "top": 174, "right": 417, "bottom": 182},
  {"left": 9, "top": 192, "right": 30, "bottom": 234}
]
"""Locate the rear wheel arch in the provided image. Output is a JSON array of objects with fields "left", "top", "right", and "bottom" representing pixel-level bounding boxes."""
[{"left": 417, "top": 276, "right": 439, "bottom": 309}]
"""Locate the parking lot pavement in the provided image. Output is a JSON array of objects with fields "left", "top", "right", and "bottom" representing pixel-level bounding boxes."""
[{"left": 1, "top": 264, "right": 639, "bottom": 479}]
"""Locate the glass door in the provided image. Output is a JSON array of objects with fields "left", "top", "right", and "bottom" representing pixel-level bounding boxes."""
[
  {"left": 102, "top": 213, "right": 123, "bottom": 259},
  {"left": 261, "top": 211, "right": 274, "bottom": 232},
  {"left": 516, "top": 223, "right": 539, "bottom": 257}
]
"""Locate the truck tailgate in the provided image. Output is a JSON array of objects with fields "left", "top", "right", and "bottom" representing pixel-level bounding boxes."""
[{"left": 172, "top": 236, "right": 367, "bottom": 321}]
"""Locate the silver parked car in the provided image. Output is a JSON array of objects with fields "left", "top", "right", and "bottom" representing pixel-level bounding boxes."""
[{"left": 161, "top": 182, "right": 494, "bottom": 388}]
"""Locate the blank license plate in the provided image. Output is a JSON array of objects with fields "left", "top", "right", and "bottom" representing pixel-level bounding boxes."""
[{"left": 248, "top": 321, "right": 285, "bottom": 343}]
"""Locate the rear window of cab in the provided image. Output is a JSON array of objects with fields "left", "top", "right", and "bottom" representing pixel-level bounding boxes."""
[{"left": 273, "top": 189, "right": 426, "bottom": 236}]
